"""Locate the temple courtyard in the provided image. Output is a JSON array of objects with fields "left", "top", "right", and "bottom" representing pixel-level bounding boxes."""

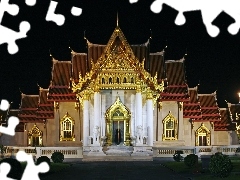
[{"left": 41, "top": 161, "right": 189, "bottom": 180}]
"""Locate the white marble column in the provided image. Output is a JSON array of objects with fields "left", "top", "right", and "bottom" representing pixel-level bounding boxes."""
[
  {"left": 130, "top": 94, "right": 135, "bottom": 137},
  {"left": 135, "top": 92, "right": 142, "bottom": 127},
  {"left": 146, "top": 92, "right": 153, "bottom": 146},
  {"left": 83, "top": 97, "right": 89, "bottom": 146},
  {"left": 93, "top": 91, "right": 100, "bottom": 145},
  {"left": 101, "top": 95, "right": 106, "bottom": 137},
  {"left": 135, "top": 89, "right": 143, "bottom": 145}
]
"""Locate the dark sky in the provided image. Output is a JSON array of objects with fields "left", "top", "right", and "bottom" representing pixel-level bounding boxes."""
[{"left": 1, "top": 0, "right": 240, "bottom": 108}]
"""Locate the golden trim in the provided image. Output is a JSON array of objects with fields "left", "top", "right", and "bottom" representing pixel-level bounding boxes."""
[
  {"left": 59, "top": 112, "right": 75, "bottom": 141},
  {"left": 28, "top": 124, "right": 43, "bottom": 146},
  {"left": 72, "top": 26, "right": 164, "bottom": 107},
  {"left": 105, "top": 97, "right": 131, "bottom": 146},
  {"left": 162, "top": 112, "right": 178, "bottom": 141},
  {"left": 195, "top": 123, "right": 211, "bottom": 146}
]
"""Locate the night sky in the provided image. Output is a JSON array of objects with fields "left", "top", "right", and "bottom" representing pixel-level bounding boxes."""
[{"left": 1, "top": 0, "right": 240, "bottom": 109}]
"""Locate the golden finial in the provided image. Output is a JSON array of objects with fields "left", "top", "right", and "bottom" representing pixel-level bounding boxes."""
[{"left": 117, "top": 12, "right": 119, "bottom": 27}]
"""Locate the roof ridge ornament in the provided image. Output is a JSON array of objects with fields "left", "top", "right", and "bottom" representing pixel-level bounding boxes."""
[{"left": 117, "top": 12, "right": 119, "bottom": 27}]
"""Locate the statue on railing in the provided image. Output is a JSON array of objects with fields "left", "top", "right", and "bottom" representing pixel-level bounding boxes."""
[
  {"left": 93, "top": 126, "right": 100, "bottom": 145},
  {"left": 136, "top": 125, "right": 143, "bottom": 144}
]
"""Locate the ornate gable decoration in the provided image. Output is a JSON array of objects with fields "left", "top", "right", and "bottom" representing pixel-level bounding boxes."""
[
  {"left": 28, "top": 124, "right": 42, "bottom": 137},
  {"left": 72, "top": 26, "right": 164, "bottom": 106},
  {"left": 162, "top": 111, "right": 178, "bottom": 140},
  {"left": 105, "top": 96, "right": 131, "bottom": 121}
]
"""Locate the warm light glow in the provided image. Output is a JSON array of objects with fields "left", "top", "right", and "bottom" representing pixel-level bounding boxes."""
[{"left": 238, "top": 93, "right": 240, "bottom": 103}]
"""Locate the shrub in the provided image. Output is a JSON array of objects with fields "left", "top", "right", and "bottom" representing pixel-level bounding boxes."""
[
  {"left": 0, "top": 158, "right": 22, "bottom": 179},
  {"left": 36, "top": 156, "right": 51, "bottom": 166},
  {"left": 173, "top": 150, "right": 183, "bottom": 162},
  {"left": 184, "top": 154, "right": 198, "bottom": 168},
  {"left": 51, "top": 152, "right": 64, "bottom": 163},
  {"left": 209, "top": 152, "right": 233, "bottom": 178}
]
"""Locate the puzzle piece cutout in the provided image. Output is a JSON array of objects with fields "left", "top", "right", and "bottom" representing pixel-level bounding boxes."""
[
  {"left": 25, "top": 0, "right": 37, "bottom": 6},
  {"left": 0, "top": 151, "right": 49, "bottom": 180},
  {"left": 0, "top": 163, "right": 15, "bottom": 180},
  {"left": 46, "top": 0, "right": 82, "bottom": 26},
  {"left": 16, "top": 151, "right": 50, "bottom": 180},
  {"left": 130, "top": 0, "right": 240, "bottom": 37},
  {"left": 0, "top": 99, "right": 10, "bottom": 111},
  {"left": 0, "top": 0, "right": 32, "bottom": 54},
  {"left": 0, "top": 100, "right": 19, "bottom": 136}
]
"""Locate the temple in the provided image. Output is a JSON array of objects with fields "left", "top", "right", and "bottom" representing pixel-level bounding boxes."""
[{"left": 1, "top": 23, "right": 240, "bottom": 158}]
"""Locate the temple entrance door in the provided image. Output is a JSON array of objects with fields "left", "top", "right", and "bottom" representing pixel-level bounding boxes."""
[
  {"left": 105, "top": 97, "right": 131, "bottom": 146},
  {"left": 113, "top": 120, "right": 124, "bottom": 145}
]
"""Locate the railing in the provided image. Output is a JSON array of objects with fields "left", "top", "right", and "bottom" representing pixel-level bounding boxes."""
[
  {"left": 153, "top": 145, "right": 240, "bottom": 157},
  {"left": 4, "top": 146, "right": 83, "bottom": 159},
  {"left": 3, "top": 145, "right": 240, "bottom": 159},
  {"left": 153, "top": 146, "right": 195, "bottom": 157}
]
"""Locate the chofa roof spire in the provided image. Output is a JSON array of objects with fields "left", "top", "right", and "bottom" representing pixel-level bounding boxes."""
[{"left": 116, "top": 12, "right": 119, "bottom": 27}]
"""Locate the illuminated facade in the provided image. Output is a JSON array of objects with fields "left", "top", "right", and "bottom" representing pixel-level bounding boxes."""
[{"left": 1, "top": 24, "right": 239, "bottom": 156}]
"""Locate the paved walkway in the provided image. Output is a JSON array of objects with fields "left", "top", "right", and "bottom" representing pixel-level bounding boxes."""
[{"left": 42, "top": 161, "right": 190, "bottom": 180}]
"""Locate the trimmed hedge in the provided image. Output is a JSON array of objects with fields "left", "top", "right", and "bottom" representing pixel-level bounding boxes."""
[
  {"left": 184, "top": 154, "right": 198, "bottom": 168},
  {"left": 51, "top": 152, "right": 64, "bottom": 163},
  {"left": 209, "top": 152, "right": 233, "bottom": 178},
  {"left": 36, "top": 156, "right": 51, "bottom": 166}
]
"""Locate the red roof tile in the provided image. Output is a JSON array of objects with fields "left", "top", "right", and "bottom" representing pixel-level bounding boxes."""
[
  {"left": 195, "top": 93, "right": 221, "bottom": 122},
  {"left": 183, "top": 87, "right": 202, "bottom": 118},
  {"left": 37, "top": 89, "right": 54, "bottom": 119},
  {"left": 18, "top": 94, "right": 39, "bottom": 122},
  {"left": 214, "top": 108, "right": 235, "bottom": 131}
]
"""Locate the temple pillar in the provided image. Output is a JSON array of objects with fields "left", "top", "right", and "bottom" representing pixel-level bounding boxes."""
[
  {"left": 101, "top": 94, "right": 106, "bottom": 137},
  {"left": 135, "top": 84, "right": 143, "bottom": 145},
  {"left": 130, "top": 94, "right": 135, "bottom": 137},
  {"left": 93, "top": 91, "right": 101, "bottom": 145},
  {"left": 83, "top": 94, "right": 89, "bottom": 146},
  {"left": 146, "top": 90, "right": 153, "bottom": 146}
]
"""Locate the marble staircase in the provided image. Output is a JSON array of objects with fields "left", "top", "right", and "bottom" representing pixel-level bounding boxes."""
[{"left": 82, "top": 145, "right": 153, "bottom": 161}]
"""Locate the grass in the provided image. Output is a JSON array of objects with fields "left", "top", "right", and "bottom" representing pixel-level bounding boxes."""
[
  {"left": 21, "top": 162, "right": 70, "bottom": 173},
  {"left": 164, "top": 160, "right": 240, "bottom": 180}
]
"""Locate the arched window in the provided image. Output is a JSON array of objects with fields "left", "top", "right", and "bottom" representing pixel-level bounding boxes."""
[
  {"left": 28, "top": 124, "right": 43, "bottom": 147},
  {"left": 116, "top": 77, "right": 120, "bottom": 83},
  {"left": 109, "top": 77, "right": 112, "bottom": 84},
  {"left": 123, "top": 77, "right": 127, "bottom": 83},
  {"left": 60, "top": 112, "right": 75, "bottom": 141},
  {"left": 102, "top": 78, "right": 105, "bottom": 84},
  {"left": 195, "top": 123, "right": 210, "bottom": 146},
  {"left": 131, "top": 77, "right": 134, "bottom": 83},
  {"left": 162, "top": 112, "right": 178, "bottom": 140}
]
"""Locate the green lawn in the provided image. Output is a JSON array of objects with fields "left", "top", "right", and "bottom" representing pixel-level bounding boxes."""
[
  {"left": 164, "top": 160, "right": 240, "bottom": 180},
  {"left": 21, "top": 162, "right": 70, "bottom": 173}
]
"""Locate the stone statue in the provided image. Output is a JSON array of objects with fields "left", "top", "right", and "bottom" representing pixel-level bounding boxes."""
[
  {"left": 136, "top": 125, "right": 143, "bottom": 144},
  {"left": 93, "top": 126, "right": 100, "bottom": 144}
]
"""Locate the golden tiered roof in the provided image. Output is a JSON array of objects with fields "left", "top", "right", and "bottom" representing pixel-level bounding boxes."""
[{"left": 72, "top": 25, "right": 164, "bottom": 105}]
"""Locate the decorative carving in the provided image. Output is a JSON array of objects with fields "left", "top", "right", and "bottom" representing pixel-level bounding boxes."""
[
  {"left": 146, "top": 88, "right": 153, "bottom": 99},
  {"left": 75, "top": 101, "right": 80, "bottom": 111},
  {"left": 162, "top": 111, "right": 178, "bottom": 141},
  {"left": 178, "top": 102, "right": 183, "bottom": 111},
  {"left": 195, "top": 123, "right": 211, "bottom": 146},
  {"left": 28, "top": 124, "right": 43, "bottom": 147},
  {"left": 105, "top": 97, "right": 131, "bottom": 146},
  {"left": 159, "top": 102, "right": 162, "bottom": 110},
  {"left": 59, "top": 112, "right": 75, "bottom": 142},
  {"left": 54, "top": 101, "right": 59, "bottom": 110},
  {"left": 71, "top": 26, "right": 164, "bottom": 107}
]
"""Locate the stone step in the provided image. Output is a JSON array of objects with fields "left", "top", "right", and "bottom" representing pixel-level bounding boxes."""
[{"left": 82, "top": 156, "right": 153, "bottom": 162}]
